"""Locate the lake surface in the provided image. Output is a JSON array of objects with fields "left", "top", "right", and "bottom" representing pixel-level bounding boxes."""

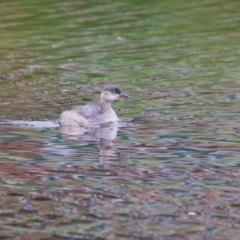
[{"left": 1, "top": 0, "right": 240, "bottom": 239}]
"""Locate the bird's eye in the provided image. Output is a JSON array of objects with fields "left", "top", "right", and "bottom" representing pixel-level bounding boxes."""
[{"left": 114, "top": 89, "right": 121, "bottom": 94}]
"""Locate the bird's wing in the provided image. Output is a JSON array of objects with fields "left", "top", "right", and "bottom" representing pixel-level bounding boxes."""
[{"left": 73, "top": 104, "right": 102, "bottom": 120}]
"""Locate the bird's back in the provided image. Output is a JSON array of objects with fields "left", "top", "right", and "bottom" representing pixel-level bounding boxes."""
[
  {"left": 73, "top": 104, "right": 102, "bottom": 121},
  {"left": 59, "top": 104, "right": 103, "bottom": 126}
]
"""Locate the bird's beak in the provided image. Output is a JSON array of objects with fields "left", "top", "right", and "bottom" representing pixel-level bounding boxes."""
[{"left": 120, "top": 93, "right": 129, "bottom": 99}]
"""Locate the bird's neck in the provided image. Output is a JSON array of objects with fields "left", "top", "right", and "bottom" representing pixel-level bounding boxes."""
[{"left": 99, "top": 99, "right": 113, "bottom": 112}]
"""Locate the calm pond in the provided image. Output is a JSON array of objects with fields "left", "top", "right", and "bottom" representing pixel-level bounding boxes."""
[{"left": 1, "top": 0, "right": 240, "bottom": 239}]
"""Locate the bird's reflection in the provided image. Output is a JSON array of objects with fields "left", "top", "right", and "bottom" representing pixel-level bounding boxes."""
[{"left": 60, "top": 122, "right": 123, "bottom": 163}]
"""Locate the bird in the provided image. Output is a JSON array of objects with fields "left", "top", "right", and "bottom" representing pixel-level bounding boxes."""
[{"left": 58, "top": 85, "right": 129, "bottom": 127}]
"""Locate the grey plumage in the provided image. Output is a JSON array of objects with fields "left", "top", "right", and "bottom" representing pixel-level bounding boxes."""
[{"left": 58, "top": 85, "right": 128, "bottom": 127}]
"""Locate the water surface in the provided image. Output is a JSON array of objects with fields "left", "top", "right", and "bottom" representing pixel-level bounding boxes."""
[{"left": 1, "top": 0, "right": 240, "bottom": 239}]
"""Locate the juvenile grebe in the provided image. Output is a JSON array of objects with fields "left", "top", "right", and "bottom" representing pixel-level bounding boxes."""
[{"left": 58, "top": 85, "right": 129, "bottom": 127}]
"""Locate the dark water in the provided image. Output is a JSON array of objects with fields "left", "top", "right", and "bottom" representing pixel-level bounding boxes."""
[{"left": 1, "top": 0, "right": 240, "bottom": 239}]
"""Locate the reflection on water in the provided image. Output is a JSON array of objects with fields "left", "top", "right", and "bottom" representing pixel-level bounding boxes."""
[
  {"left": 1, "top": 0, "right": 240, "bottom": 238},
  {"left": 61, "top": 124, "right": 121, "bottom": 163}
]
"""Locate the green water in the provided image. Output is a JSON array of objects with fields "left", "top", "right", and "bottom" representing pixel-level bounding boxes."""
[{"left": 1, "top": 0, "right": 240, "bottom": 238}]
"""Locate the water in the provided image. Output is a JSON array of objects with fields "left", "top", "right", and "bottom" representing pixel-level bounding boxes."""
[{"left": 1, "top": 0, "right": 240, "bottom": 238}]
